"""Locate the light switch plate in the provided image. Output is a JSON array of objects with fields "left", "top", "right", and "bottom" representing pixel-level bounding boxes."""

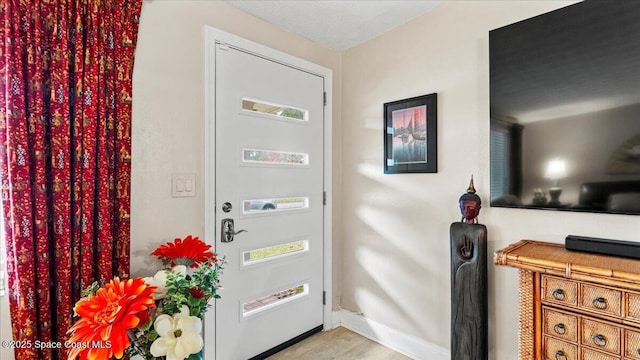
[{"left": 172, "top": 173, "right": 196, "bottom": 197}]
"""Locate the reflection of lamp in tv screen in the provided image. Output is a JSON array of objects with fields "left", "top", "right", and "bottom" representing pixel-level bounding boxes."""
[{"left": 544, "top": 159, "right": 567, "bottom": 205}]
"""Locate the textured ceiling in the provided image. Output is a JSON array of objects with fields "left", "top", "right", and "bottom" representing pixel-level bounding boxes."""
[{"left": 223, "top": 0, "right": 445, "bottom": 51}]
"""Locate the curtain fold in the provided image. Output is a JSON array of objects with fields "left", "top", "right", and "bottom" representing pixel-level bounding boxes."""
[{"left": 0, "top": 0, "right": 142, "bottom": 358}]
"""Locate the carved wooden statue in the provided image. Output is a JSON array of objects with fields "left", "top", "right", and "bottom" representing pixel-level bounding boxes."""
[{"left": 450, "top": 176, "right": 488, "bottom": 360}]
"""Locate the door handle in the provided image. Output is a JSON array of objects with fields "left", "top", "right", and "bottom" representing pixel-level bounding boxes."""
[{"left": 221, "top": 218, "right": 248, "bottom": 243}]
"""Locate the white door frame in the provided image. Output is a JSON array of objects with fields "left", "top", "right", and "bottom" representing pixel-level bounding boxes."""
[{"left": 203, "top": 26, "right": 333, "bottom": 359}]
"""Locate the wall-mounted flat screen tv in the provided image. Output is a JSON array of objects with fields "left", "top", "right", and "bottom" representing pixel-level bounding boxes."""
[{"left": 489, "top": 0, "right": 640, "bottom": 215}]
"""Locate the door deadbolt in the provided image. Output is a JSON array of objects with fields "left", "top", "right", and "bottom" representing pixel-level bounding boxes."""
[
  {"left": 221, "top": 218, "right": 248, "bottom": 243},
  {"left": 222, "top": 202, "right": 232, "bottom": 213}
]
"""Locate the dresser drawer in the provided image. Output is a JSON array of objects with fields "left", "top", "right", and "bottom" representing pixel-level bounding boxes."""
[
  {"left": 581, "top": 318, "right": 621, "bottom": 355},
  {"left": 581, "top": 348, "right": 619, "bottom": 360},
  {"left": 544, "top": 307, "right": 579, "bottom": 342},
  {"left": 580, "top": 284, "right": 622, "bottom": 317},
  {"left": 625, "top": 329, "right": 640, "bottom": 359},
  {"left": 543, "top": 275, "right": 578, "bottom": 306},
  {"left": 627, "top": 292, "right": 640, "bottom": 323},
  {"left": 545, "top": 336, "right": 578, "bottom": 360},
  {"left": 494, "top": 240, "right": 640, "bottom": 360}
]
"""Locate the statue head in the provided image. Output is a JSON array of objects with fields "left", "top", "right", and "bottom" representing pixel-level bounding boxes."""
[{"left": 459, "top": 176, "right": 481, "bottom": 224}]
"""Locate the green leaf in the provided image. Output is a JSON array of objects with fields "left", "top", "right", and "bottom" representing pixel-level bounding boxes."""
[
  {"left": 148, "top": 330, "right": 158, "bottom": 342},
  {"left": 187, "top": 296, "right": 200, "bottom": 307},
  {"left": 139, "top": 319, "right": 153, "bottom": 332},
  {"left": 81, "top": 281, "right": 100, "bottom": 297},
  {"left": 186, "top": 352, "right": 203, "bottom": 360}
]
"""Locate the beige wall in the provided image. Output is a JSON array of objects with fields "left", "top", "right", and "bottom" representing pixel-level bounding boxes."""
[
  {"left": 340, "top": 0, "right": 640, "bottom": 357},
  {"left": 130, "top": 0, "right": 343, "bottom": 304}
]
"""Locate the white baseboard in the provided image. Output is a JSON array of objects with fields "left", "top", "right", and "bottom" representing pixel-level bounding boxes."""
[{"left": 332, "top": 309, "right": 450, "bottom": 360}]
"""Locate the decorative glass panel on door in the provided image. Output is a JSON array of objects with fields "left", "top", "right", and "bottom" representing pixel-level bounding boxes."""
[
  {"left": 243, "top": 149, "right": 309, "bottom": 166},
  {"left": 242, "top": 196, "right": 309, "bottom": 214},
  {"left": 242, "top": 98, "right": 308, "bottom": 122},
  {"left": 242, "top": 283, "right": 309, "bottom": 318},
  {"left": 243, "top": 240, "right": 309, "bottom": 266}
]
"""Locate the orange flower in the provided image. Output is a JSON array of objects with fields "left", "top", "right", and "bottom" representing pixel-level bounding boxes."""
[
  {"left": 151, "top": 235, "right": 214, "bottom": 268},
  {"left": 67, "top": 277, "right": 156, "bottom": 360}
]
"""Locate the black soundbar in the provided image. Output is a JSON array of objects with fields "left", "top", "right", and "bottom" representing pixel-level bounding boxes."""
[{"left": 565, "top": 235, "right": 640, "bottom": 260}]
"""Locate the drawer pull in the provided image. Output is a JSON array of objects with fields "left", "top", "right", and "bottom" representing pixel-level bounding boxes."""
[
  {"left": 552, "top": 289, "right": 565, "bottom": 301},
  {"left": 555, "top": 350, "right": 567, "bottom": 360},
  {"left": 553, "top": 323, "right": 566, "bottom": 335},
  {"left": 591, "top": 297, "right": 607, "bottom": 310},
  {"left": 592, "top": 334, "right": 607, "bottom": 347}
]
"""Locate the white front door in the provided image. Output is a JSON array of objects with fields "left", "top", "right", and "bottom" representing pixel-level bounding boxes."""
[{"left": 211, "top": 41, "right": 326, "bottom": 359}]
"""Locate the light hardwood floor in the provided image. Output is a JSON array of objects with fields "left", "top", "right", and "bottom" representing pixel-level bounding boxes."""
[{"left": 266, "top": 326, "right": 411, "bottom": 360}]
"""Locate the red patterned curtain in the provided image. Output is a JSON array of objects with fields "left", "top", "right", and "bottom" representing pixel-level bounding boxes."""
[{"left": 0, "top": 0, "right": 142, "bottom": 359}]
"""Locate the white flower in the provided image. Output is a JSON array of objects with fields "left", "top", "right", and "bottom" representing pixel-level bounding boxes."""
[
  {"left": 143, "top": 265, "right": 187, "bottom": 299},
  {"left": 150, "top": 305, "right": 203, "bottom": 360}
]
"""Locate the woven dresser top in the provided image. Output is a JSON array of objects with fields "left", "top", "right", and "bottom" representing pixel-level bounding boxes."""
[{"left": 494, "top": 240, "right": 640, "bottom": 290}]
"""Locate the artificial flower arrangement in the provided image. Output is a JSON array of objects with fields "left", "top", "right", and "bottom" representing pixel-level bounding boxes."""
[{"left": 66, "top": 235, "right": 225, "bottom": 360}]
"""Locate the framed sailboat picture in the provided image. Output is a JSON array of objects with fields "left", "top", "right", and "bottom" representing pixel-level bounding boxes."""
[{"left": 384, "top": 93, "right": 437, "bottom": 174}]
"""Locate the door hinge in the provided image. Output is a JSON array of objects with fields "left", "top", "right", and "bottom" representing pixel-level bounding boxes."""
[
  {"left": 217, "top": 42, "right": 229, "bottom": 51},
  {"left": 323, "top": 291, "right": 326, "bottom": 305},
  {"left": 323, "top": 91, "right": 327, "bottom": 106},
  {"left": 323, "top": 191, "right": 327, "bottom": 206}
]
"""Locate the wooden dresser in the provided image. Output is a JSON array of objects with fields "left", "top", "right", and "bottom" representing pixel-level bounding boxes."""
[{"left": 494, "top": 240, "right": 640, "bottom": 360}]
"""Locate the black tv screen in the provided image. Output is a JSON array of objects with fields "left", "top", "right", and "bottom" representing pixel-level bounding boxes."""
[{"left": 489, "top": 0, "right": 640, "bottom": 215}]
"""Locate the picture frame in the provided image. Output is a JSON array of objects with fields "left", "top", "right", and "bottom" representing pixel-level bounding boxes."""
[{"left": 384, "top": 93, "right": 437, "bottom": 174}]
